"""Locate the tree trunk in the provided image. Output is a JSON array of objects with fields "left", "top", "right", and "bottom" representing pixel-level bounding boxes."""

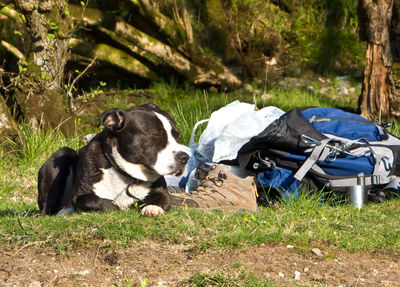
[
  {"left": 361, "top": 44, "right": 393, "bottom": 119},
  {"left": 358, "top": 0, "right": 394, "bottom": 121},
  {"left": 14, "top": 0, "right": 75, "bottom": 133},
  {"left": 388, "top": 0, "right": 400, "bottom": 116}
]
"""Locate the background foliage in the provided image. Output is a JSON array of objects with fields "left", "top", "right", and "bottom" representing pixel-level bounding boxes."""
[{"left": 1, "top": 0, "right": 365, "bottom": 86}]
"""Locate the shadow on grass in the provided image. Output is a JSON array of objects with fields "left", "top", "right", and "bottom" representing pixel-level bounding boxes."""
[{"left": 0, "top": 207, "right": 39, "bottom": 218}]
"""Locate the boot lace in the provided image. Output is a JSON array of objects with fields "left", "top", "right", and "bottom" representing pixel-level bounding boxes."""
[{"left": 198, "top": 171, "right": 226, "bottom": 189}]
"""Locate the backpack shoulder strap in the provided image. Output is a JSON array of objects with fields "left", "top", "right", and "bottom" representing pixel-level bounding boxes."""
[{"left": 294, "top": 138, "right": 332, "bottom": 181}]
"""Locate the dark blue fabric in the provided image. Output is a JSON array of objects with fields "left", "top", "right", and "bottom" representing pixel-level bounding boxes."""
[
  {"left": 284, "top": 153, "right": 374, "bottom": 176},
  {"left": 257, "top": 168, "right": 299, "bottom": 199},
  {"left": 302, "top": 107, "right": 383, "bottom": 142}
]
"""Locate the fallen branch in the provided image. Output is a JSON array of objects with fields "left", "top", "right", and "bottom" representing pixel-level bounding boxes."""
[
  {"left": 69, "top": 4, "right": 241, "bottom": 87},
  {"left": 128, "top": 0, "right": 183, "bottom": 47},
  {"left": 1, "top": 40, "right": 25, "bottom": 60},
  {"left": 0, "top": 5, "right": 25, "bottom": 23},
  {"left": 69, "top": 38, "right": 159, "bottom": 80}
]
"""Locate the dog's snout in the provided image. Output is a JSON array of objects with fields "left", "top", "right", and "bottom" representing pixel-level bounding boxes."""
[{"left": 176, "top": 151, "right": 189, "bottom": 164}]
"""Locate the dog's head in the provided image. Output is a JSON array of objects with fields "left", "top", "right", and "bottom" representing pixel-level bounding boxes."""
[{"left": 101, "top": 104, "right": 189, "bottom": 182}]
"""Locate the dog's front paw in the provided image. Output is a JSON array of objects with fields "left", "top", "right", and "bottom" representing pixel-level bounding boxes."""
[{"left": 141, "top": 205, "right": 164, "bottom": 217}]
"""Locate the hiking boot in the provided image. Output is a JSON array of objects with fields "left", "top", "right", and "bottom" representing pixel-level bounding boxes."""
[{"left": 169, "top": 164, "right": 258, "bottom": 213}]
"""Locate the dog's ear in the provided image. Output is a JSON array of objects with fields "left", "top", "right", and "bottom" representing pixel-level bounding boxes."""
[{"left": 101, "top": 109, "right": 126, "bottom": 133}]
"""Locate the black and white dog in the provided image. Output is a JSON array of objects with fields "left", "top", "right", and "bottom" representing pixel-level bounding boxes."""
[{"left": 38, "top": 104, "right": 189, "bottom": 217}]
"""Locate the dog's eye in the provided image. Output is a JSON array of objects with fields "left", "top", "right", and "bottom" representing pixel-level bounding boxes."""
[{"left": 148, "top": 129, "right": 165, "bottom": 137}]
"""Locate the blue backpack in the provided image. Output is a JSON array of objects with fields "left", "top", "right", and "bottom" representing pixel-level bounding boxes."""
[{"left": 237, "top": 107, "right": 400, "bottom": 201}]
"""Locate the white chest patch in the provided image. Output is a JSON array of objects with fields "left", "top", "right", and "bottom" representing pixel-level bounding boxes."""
[{"left": 92, "top": 168, "right": 151, "bottom": 210}]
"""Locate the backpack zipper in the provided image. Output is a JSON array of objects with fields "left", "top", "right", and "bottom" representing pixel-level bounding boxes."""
[{"left": 309, "top": 115, "right": 372, "bottom": 124}]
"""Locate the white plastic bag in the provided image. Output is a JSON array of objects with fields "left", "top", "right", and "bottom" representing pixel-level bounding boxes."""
[
  {"left": 196, "top": 101, "right": 284, "bottom": 163},
  {"left": 196, "top": 101, "right": 256, "bottom": 162},
  {"left": 213, "top": 105, "right": 284, "bottom": 162}
]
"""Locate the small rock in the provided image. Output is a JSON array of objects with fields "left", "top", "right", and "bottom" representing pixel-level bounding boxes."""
[
  {"left": 79, "top": 270, "right": 91, "bottom": 276},
  {"left": 294, "top": 271, "right": 301, "bottom": 280},
  {"left": 261, "top": 94, "right": 273, "bottom": 101},
  {"left": 304, "top": 267, "right": 309, "bottom": 273},
  {"left": 286, "top": 244, "right": 294, "bottom": 249},
  {"left": 336, "top": 75, "right": 351, "bottom": 86},
  {"left": 337, "top": 87, "right": 349, "bottom": 96},
  {"left": 305, "top": 86, "right": 316, "bottom": 94},
  {"left": 311, "top": 248, "right": 323, "bottom": 257},
  {"left": 243, "top": 84, "right": 253, "bottom": 93},
  {"left": 319, "top": 87, "right": 330, "bottom": 95},
  {"left": 209, "top": 86, "right": 218, "bottom": 93},
  {"left": 28, "top": 281, "right": 42, "bottom": 287},
  {"left": 116, "top": 266, "right": 123, "bottom": 275},
  {"left": 278, "top": 272, "right": 285, "bottom": 278}
]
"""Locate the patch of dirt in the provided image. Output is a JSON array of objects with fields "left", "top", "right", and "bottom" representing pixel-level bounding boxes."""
[{"left": 1, "top": 241, "right": 399, "bottom": 286}]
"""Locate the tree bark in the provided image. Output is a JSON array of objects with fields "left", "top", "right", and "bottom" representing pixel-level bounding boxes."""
[
  {"left": 358, "top": 0, "right": 394, "bottom": 120},
  {"left": 13, "top": 0, "right": 75, "bottom": 133}
]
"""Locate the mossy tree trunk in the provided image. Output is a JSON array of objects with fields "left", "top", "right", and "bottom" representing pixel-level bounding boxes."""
[
  {"left": 358, "top": 0, "right": 395, "bottom": 120},
  {"left": 13, "top": 0, "right": 75, "bottom": 133}
]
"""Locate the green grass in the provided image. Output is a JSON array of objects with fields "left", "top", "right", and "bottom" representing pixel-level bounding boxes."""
[
  {"left": 1, "top": 196, "right": 399, "bottom": 252},
  {"left": 0, "top": 82, "right": 399, "bottom": 256},
  {"left": 183, "top": 270, "right": 278, "bottom": 287}
]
